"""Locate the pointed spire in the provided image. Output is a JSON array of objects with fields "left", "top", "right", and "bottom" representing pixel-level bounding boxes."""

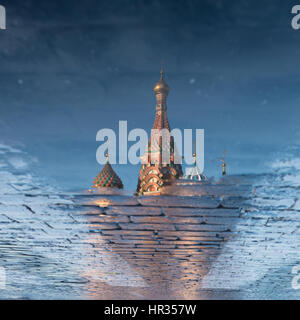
[
  {"left": 193, "top": 140, "right": 196, "bottom": 164},
  {"left": 160, "top": 60, "right": 164, "bottom": 80},
  {"left": 222, "top": 149, "right": 226, "bottom": 176}
]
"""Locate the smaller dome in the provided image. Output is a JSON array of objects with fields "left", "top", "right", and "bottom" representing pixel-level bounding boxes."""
[
  {"left": 154, "top": 71, "right": 170, "bottom": 95},
  {"left": 92, "top": 157, "right": 123, "bottom": 189}
]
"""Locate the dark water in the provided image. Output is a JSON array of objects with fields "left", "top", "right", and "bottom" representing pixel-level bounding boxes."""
[{"left": 0, "top": 142, "right": 300, "bottom": 299}]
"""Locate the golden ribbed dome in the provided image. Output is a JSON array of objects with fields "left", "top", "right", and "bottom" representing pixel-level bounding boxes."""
[{"left": 154, "top": 71, "right": 170, "bottom": 95}]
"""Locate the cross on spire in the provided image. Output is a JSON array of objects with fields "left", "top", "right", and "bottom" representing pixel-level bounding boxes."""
[{"left": 160, "top": 60, "right": 164, "bottom": 79}]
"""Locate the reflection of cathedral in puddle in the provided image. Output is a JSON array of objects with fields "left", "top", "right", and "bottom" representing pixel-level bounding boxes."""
[
  {"left": 82, "top": 73, "right": 233, "bottom": 298},
  {"left": 136, "top": 70, "right": 183, "bottom": 196},
  {"left": 79, "top": 204, "right": 225, "bottom": 299}
]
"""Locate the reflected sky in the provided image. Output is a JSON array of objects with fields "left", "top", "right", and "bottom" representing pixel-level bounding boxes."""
[{"left": 0, "top": 1, "right": 299, "bottom": 191}]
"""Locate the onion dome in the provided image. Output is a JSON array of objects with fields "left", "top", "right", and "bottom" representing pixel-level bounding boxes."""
[
  {"left": 182, "top": 151, "right": 207, "bottom": 182},
  {"left": 92, "top": 154, "right": 123, "bottom": 189},
  {"left": 154, "top": 70, "right": 170, "bottom": 96}
]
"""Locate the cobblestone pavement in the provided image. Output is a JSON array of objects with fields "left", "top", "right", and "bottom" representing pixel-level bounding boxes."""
[{"left": 0, "top": 143, "right": 300, "bottom": 299}]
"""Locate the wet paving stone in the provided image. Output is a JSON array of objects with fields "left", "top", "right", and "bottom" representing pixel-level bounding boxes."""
[
  {"left": 137, "top": 195, "right": 221, "bottom": 208},
  {"left": 105, "top": 206, "right": 163, "bottom": 216},
  {"left": 0, "top": 147, "right": 300, "bottom": 299}
]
